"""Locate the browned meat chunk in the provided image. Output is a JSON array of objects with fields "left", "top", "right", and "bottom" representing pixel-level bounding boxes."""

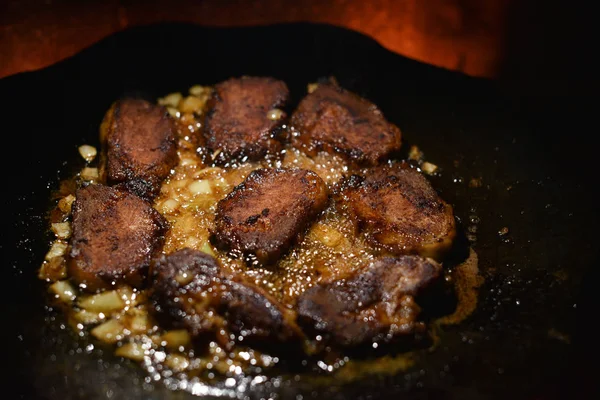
[
  {"left": 339, "top": 163, "right": 456, "bottom": 260},
  {"left": 203, "top": 76, "right": 289, "bottom": 164},
  {"left": 100, "top": 98, "right": 178, "bottom": 201},
  {"left": 297, "top": 255, "right": 442, "bottom": 347},
  {"left": 212, "top": 168, "right": 328, "bottom": 265},
  {"left": 290, "top": 82, "right": 402, "bottom": 165},
  {"left": 67, "top": 184, "right": 169, "bottom": 292},
  {"left": 150, "top": 248, "right": 302, "bottom": 342}
]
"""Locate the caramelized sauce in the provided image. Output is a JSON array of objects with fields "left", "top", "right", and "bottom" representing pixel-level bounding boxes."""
[{"left": 38, "top": 84, "right": 484, "bottom": 396}]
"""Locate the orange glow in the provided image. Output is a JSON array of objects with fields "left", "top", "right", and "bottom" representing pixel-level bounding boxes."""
[{"left": 0, "top": 0, "right": 510, "bottom": 79}]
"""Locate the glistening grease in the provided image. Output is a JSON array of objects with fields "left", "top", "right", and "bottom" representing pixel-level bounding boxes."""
[{"left": 38, "top": 80, "right": 482, "bottom": 396}]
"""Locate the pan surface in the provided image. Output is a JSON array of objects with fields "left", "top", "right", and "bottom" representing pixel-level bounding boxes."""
[{"left": 1, "top": 22, "right": 596, "bottom": 400}]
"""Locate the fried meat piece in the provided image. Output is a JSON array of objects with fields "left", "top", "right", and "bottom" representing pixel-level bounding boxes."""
[
  {"left": 150, "top": 248, "right": 302, "bottom": 341},
  {"left": 290, "top": 83, "right": 402, "bottom": 165},
  {"left": 212, "top": 168, "right": 328, "bottom": 264},
  {"left": 297, "top": 255, "right": 441, "bottom": 346},
  {"left": 100, "top": 98, "right": 178, "bottom": 201},
  {"left": 339, "top": 163, "right": 456, "bottom": 260},
  {"left": 67, "top": 184, "right": 169, "bottom": 292},
  {"left": 203, "top": 76, "right": 289, "bottom": 164}
]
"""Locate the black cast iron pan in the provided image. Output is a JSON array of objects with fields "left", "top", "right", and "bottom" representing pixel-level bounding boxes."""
[{"left": 1, "top": 22, "right": 597, "bottom": 400}]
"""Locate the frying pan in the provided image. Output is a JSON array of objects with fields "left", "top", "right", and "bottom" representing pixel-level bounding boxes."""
[{"left": 1, "top": 22, "right": 597, "bottom": 400}]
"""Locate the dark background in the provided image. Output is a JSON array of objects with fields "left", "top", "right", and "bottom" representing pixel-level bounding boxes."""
[{"left": 0, "top": 0, "right": 595, "bottom": 95}]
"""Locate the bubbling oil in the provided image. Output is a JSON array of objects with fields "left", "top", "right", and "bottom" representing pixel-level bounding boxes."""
[{"left": 39, "top": 84, "right": 483, "bottom": 397}]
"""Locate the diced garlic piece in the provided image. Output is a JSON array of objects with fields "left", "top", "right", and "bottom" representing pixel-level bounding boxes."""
[
  {"left": 165, "top": 354, "right": 190, "bottom": 372},
  {"left": 38, "top": 256, "right": 67, "bottom": 282},
  {"left": 188, "top": 180, "right": 212, "bottom": 195},
  {"left": 201, "top": 242, "right": 215, "bottom": 256},
  {"left": 45, "top": 241, "right": 68, "bottom": 260},
  {"left": 58, "top": 194, "right": 76, "bottom": 213},
  {"left": 115, "top": 342, "right": 147, "bottom": 361},
  {"left": 124, "top": 313, "right": 151, "bottom": 334},
  {"left": 267, "top": 108, "right": 284, "bottom": 120},
  {"left": 159, "top": 198, "right": 180, "bottom": 214},
  {"left": 73, "top": 309, "right": 105, "bottom": 325},
  {"left": 51, "top": 222, "right": 72, "bottom": 239},
  {"left": 189, "top": 85, "right": 211, "bottom": 97},
  {"left": 91, "top": 319, "right": 126, "bottom": 343},
  {"left": 78, "top": 290, "right": 126, "bottom": 313},
  {"left": 307, "top": 83, "right": 319, "bottom": 93},
  {"left": 117, "top": 286, "right": 145, "bottom": 307},
  {"left": 158, "top": 92, "right": 183, "bottom": 108},
  {"left": 175, "top": 271, "right": 194, "bottom": 285},
  {"left": 167, "top": 107, "right": 180, "bottom": 118},
  {"left": 49, "top": 280, "right": 77, "bottom": 303},
  {"left": 81, "top": 167, "right": 99, "bottom": 181},
  {"left": 179, "top": 96, "right": 205, "bottom": 114},
  {"left": 408, "top": 145, "right": 423, "bottom": 161},
  {"left": 421, "top": 162, "right": 438, "bottom": 175},
  {"left": 78, "top": 145, "right": 97, "bottom": 162},
  {"left": 160, "top": 330, "right": 191, "bottom": 350}
]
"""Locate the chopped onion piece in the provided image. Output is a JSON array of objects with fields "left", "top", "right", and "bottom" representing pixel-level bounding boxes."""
[
  {"left": 58, "top": 194, "right": 75, "bottom": 213},
  {"left": 175, "top": 271, "right": 194, "bottom": 285},
  {"left": 49, "top": 280, "right": 77, "bottom": 303},
  {"left": 78, "top": 290, "right": 126, "bottom": 313},
  {"left": 408, "top": 145, "right": 424, "bottom": 161},
  {"left": 267, "top": 108, "right": 284, "bottom": 120},
  {"left": 189, "top": 85, "right": 211, "bottom": 97},
  {"left": 51, "top": 222, "right": 72, "bottom": 239},
  {"left": 166, "top": 107, "right": 180, "bottom": 118},
  {"left": 124, "top": 313, "right": 151, "bottom": 334},
  {"left": 180, "top": 157, "right": 197, "bottom": 167},
  {"left": 81, "top": 167, "right": 99, "bottom": 181},
  {"left": 160, "top": 330, "right": 191, "bottom": 350},
  {"left": 421, "top": 162, "right": 438, "bottom": 175},
  {"left": 115, "top": 342, "right": 147, "bottom": 361},
  {"left": 45, "top": 241, "right": 68, "bottom": 260},
  {"left": 158, "top": 92, "right": 183, "bottom": 108},
  {"left": 78, "top": 145, "right": 97, "bottom": 162},
  {"left": 179, "top": 96, "right": 205, "bottom": 114},
  {"left": 166, "top": 354, "right": 190, "bottom": 372},
  {"left": 188, "top": 180, "right": 212, "bottom": 195},
  {"left": 307, "top": 83, "right": 319, "bottom": 93},
  {"left": 91, "top": 319, "right": 125, "bottom": 343},
  {"left": 312, "top": 224, "right": 343, "bottom": 247},
  {"left": 159, "top": 198, "right": 180, "bottom": 214},
  {"left": 73, "top": 309, "right": 105, "bottom": 325},
  {"left": 38, "top": 256, "right": 67, "bottom": 282},
  {"left": 201, "top": 242, "right": 215, "bottom": 256},
  {"left": 117, "top": 286, "right": 145, "bottom": 307}
]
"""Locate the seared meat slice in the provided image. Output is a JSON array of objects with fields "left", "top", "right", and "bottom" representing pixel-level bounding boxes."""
[
  {"left": 150, "top": 248, "right": 302, "bottom": 341},
  {"left": 100, "top": 98, "right": 178, "bottom": 201},
  {"left": 212, "top": 168, "right": 328, "bottom": 264},
  {"left": 290, "top": 82, "right": 402, "bottom": 165},
  {"left": 339, "top": 163, "right": 456, "bottom": 260},
  {"left": 203, "top": 76, "right": 289, "bottom": 164},
  {"left": 67, "top": 184, "right": 169, "bottom": 292},
  {"left": 297, "top": 255, "right": 442, "bottom": 347}
]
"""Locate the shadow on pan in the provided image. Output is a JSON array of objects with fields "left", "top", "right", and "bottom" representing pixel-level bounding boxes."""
[{"left": 1, "top": 22, "right": 597, "bottom": 400}]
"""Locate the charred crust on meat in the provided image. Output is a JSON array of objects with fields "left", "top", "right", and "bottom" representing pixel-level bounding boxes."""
[
  {"left": 290, "top": 82, "right": 402, "bottom": 165},
  {"left": 212, "top": 168, "right": 329, "bottom": 265},
  {"left": 99, "top": 98, "right": 178, "bottom": 201},
  {"left": 67, "top": 184, "right": 169, "bottom": 292},
  {"left": 296, "top": 255, "right": 442, "bottom": 347},
  {"left": 150, "top": 248, "right": 303, "bottom": 342},
  {"left": 337, "top": 162, "right": 456, "bottom": 260},
  {"left": 203, "top": 76, "right": 290, "bottom": 165}
]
